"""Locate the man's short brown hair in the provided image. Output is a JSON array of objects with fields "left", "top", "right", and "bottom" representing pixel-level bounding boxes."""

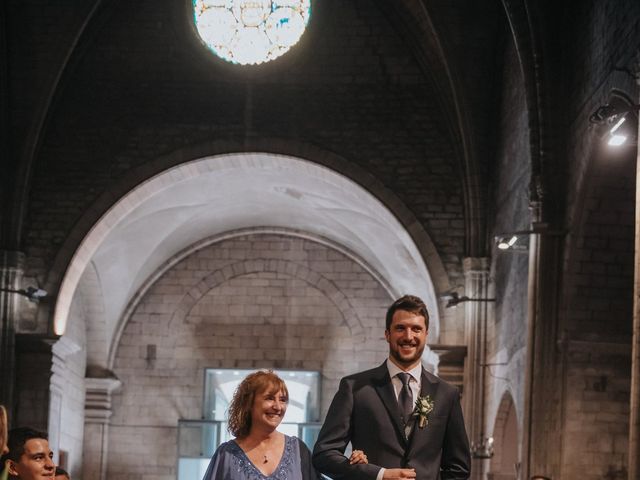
[{"left": 385, "top": 294, "right": 429, "bottom": 330}]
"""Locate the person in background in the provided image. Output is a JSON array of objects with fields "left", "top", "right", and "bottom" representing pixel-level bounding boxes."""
[
  {"left": 54, "top": 466, "right": 70, "bottom": 480},
  {"left": 0, "top": 406, "right": 8, "bottom": 480},
  {"left": 0, "top": 427, "right": 55, "bottom": 480},
  {"left": 202, "top": 370, "right": 367, "bottom": 480}
]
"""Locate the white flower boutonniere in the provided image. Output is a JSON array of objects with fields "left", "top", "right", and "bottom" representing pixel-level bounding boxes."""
[{"left": 413, "top": 395, "right": 434, "bottom": 428}]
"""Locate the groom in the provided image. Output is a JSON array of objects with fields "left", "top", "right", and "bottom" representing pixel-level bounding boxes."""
[{"left": 313, "top": 295, "right": 470, "bottom": 479}]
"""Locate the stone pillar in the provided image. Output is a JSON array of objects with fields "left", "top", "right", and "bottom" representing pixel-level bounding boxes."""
[
  {"left": 521, "top": 228, "right": 563, "bottom": 480},
  {"left": 0, "top": 250, "right": 25, "bottom": 414},
  {"left": 48, "top": 336, "right": 82, "bottom": 463},
  {"left": 82, "top": 376, "right": 121, "bottom": 480},
  {"left": 462, "top": 257, "right": 491, "bottom": 480},
  {"left": 630, "top": 96, "right": 640, "bottom": 480}
]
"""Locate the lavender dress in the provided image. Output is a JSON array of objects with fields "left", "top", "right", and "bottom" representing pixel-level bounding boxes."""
[{"left": 202, "top": 435, "right": 320, "bottom": 480}]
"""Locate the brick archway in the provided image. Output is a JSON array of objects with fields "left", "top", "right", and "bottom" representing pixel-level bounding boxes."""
[
  {"left": 174, "top": 258, "right": 362, "bottom": 328},
  {"left": 107, "top": 228, "right": 384, "bottom": 367}
]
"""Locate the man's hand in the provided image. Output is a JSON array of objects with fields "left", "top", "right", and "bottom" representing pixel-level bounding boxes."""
[
  {"left": 348, "top": 449, "right": 368, "bottom": 464},
  {"left": 382, "top": 468, "right": 416, "bottom": 479}
]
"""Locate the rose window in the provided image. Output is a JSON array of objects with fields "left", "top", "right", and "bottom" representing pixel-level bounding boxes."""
[{"left": 193, "top": 0, "right": 312, "bottom": 65}]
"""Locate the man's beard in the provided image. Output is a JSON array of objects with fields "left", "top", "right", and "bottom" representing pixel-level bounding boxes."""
[{"left": 390, "top": 342, "right": 425, "bottom": 366}]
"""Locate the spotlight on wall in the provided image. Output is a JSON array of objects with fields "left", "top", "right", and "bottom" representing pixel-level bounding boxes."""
[
  {"left": 589, "top": 102, "right": 639, "bottom": 147},
  {"left": 496, "top": 235, "right": 528, "bottom": 251},
  {"left": 0, "top": 286, "right": 48, "bottom": 303},
  {"left": 441, "top": 292, "right": 496, "bottom": 309},
  {"left": 607, "top": 115, "right": 629, "bottom": 146},
  {"left": 495, "top": 225, "right": 566, "bottom": 252}
]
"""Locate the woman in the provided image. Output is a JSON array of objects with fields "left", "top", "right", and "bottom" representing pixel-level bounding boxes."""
[
  {"left": 1, "top": 405, "right": 9, "bottom": 480},
  {"left": 202, "top": 371, "right": 367, "bottom": 480}
]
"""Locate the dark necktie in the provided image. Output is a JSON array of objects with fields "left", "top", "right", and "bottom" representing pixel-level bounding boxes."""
[{"left": 397, "top": 372, "right": 413, "bottom": 424}]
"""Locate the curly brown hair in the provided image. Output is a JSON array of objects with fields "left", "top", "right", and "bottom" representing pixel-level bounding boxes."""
[{"left": 227, "top": 370, "right": 289, "bottom": 439}]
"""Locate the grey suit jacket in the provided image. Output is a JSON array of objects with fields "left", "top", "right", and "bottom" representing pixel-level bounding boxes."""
[{"left": 312, "top": 363, "right": 470, "bottom": 480}]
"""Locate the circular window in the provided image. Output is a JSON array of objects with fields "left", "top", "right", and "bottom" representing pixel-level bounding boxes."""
[{"left": 193, "top": 0, "right": 312, "bottom": 65}]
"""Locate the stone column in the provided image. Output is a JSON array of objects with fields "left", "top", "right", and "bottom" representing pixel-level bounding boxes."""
[
  {"left": 521, "top": 227, "right": 563, "bottom": 480},
  {"left": 0, "top": 250, "right": 25, "bottom": 414},
  {"left": 630, "top": 93, "right": 640, "bottom": 480},
  {"left": 48, "top": 336, "right": 82, "bottom": 462},
  {"left": 462, "top": 257, "right": 491, "bottom": 480},
  {"left": 82, "top": 376, "right": 121, "bottom": 480}
]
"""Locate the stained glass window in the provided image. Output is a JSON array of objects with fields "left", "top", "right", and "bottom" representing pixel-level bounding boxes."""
[{"left": 193, "top": 0, "right": 312, "bottom": 65}]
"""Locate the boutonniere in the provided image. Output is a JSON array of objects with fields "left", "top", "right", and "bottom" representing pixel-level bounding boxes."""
[{"left": 413, "top": 395, "right": 434, "bottom": 428}]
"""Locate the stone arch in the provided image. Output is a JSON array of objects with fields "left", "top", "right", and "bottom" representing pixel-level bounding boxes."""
[
  {"left": 179, "top": 259, "right": 363, "bottom": 330},
  {"left": 489, "top": 391, "right": 519, "bottom": 480},
  {"left": 108, "top": 229, "right": 378, "bottom": 368},
  {"left": 48, "top": 141, "right": 449, "bottom": 305},
  {"left": 50, "top": 148, "right": 448, "bottom": 367}
]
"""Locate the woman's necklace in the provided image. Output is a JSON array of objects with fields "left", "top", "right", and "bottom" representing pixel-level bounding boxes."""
[{"left": 238, "top": 432, "right": 284, "bottom": 473}]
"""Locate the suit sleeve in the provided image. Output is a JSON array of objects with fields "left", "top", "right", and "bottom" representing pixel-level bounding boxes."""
[
  {"left": 312, "top": 378, "right": 381, "bottom": 480},
  {"left": 440, "top": 389, "right": 471, "bottom": 480}
]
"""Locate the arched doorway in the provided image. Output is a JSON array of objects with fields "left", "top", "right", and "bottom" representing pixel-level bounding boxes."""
[
  {"left": 48, "top": 152, "right": 449, "bottom": 477},
  {"left": 489, "top": 392, "right": 519, "bottom": 480}
]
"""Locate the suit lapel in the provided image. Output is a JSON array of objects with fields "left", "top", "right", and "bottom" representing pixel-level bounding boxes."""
[
  {"left": 406, "top": 367, "right": 439, "bottom": 449},
  {"left": 372, "top": 363, "right": 409, "bottom": 446}
]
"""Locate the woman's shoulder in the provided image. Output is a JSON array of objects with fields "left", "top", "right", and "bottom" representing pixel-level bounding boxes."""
[
  {"left": 285, "top": 435, "right": 312, "bottom": 454},
  {"left": 215, "top": 439, "right": 241, "bottom": 455},
  {"left": 284, "top": 434, "right": 301, "bottom": 445}
]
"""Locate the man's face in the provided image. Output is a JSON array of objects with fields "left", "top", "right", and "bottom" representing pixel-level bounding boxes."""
[
  {"left": 7, "top": 438, "right": 55, "bottom": 480},
  {"left": 385, "top": 309, "right": 428, "bottom": 369}
]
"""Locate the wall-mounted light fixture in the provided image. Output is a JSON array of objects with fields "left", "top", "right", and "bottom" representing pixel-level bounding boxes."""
[
  {"left": 471, "top": 435, "right": 495, "bottom": 459},
  {"left": 0, "top": 286, "right": 48, "bottom": 303},
  {"left": 496, "top": 234, "right": 528, "bottom": 251},
  {"left": 441, "top": 292, "right": 496, "bottom": 309},
  {"left": 440, "top": 291, "right": 497, "bottom": 457},
  {"left": 495, "top": 224, "right": 566, "bottom": 252},
  {"left": 589, "top": 102, "right": 639, "bottom": 148}
]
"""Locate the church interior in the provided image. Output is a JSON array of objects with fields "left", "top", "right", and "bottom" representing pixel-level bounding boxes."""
[{"left": 1, "top": 1, "right": 640, "bottom": 479}]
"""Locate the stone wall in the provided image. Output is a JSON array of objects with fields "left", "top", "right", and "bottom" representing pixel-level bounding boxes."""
[
  {"left": 560, "top": 155, "right": 634, "bottom": 479},
  {"left": 555, "top": 0, "right": 639, "bottom": 478},
  {"left": 107, "top": 232, "right": 392, "bottom": 480}
]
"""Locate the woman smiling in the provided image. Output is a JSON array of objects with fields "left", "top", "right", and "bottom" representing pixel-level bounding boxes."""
[{"left": 202, "top": 370, "right": 366, "bottom": 480}]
